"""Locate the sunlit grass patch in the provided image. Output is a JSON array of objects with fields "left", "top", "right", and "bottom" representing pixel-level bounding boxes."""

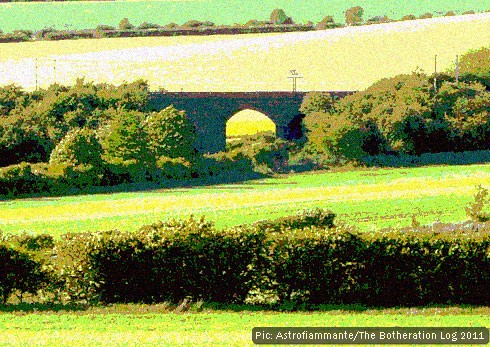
[{"left": 1, "top": 163, "right": 490, "bottom": 237}]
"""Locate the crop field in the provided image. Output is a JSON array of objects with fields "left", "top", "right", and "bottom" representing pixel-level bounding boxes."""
[
  {"left": 0, "top": 13, "right": 489, "bottom": 92},
  {"left": 0, "top": 305, "right": 488, "bottom": 347},
  {"left": 1, "top": 0, "right": 488, "bottom": 33},
  {"left": 1, "top": 163, "right": 490, "bottom": 237}
]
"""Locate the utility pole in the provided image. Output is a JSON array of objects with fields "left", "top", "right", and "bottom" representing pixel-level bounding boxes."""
[
  {"left": 53, "top": 59, "right": 57, "bottom": 84},
  {"left": 433, "top": 55, "right": 437, "bottom": 93},
  {"left": 455, "top": 55, "right": 459, "bottom": 85},
  {"left": 288, "top": 70, "right": 302, "bottom": 92},
  {"left": 35, "top": 58, "right": 38, "bottom": 91}
]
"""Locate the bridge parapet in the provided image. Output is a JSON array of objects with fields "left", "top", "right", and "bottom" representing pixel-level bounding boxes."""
[{"left": 147, "top": 91, "right": 353, "bottom": 153}]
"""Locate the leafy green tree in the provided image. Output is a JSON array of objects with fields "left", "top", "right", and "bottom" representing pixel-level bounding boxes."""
[
  {"left": 316, "top": 16, "right": 339, "bottom": 30},
  {"left": 345, "top": 6, "right": 364, "bottom": 26},
  {"left": 458, "top": 47, "right": 490, "bottom": 88},
  {"left": 300, "top": 92, "right": 334, "bottom": 116},
  {"left": 144, "top": 105, "right": 196, "bottom": 159},
  {"left": 419, "top": 13, "right": 433, "bottom": 19},
  {"left": 270, "top": 9, "right": 294, "bottom": 25},
  {"left": 98, "top": 109, "right": 152, "bottom": 164},
  {"left": 0, "top": 84, "right": 28, "bottom": 116},
  {"left": 401, "top": 14, "right": 416, "bottom": 21},
  {"left": 119, "top": 18, "right": 135, "bottom": 30},
  {"left": 49, "top": 128, "right": 103, "bottom": 166}
]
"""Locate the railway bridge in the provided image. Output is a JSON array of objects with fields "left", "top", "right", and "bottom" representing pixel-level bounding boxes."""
[{"left": 148, "top": 91, "right": 351, "bottom": 153}]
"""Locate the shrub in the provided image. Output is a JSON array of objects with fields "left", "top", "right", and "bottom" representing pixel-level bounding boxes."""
[
  {"left": 181, "top": 20, "right": 204, "bottom": 28},
  {"left": 118, "top": 18, "right": 135, "bottom": 30},
  {"left": 98, "top": 109, "right": 153, "bottom": 165},
  {"left": 155, "top": 156, "right": 192, "bottom": 180},
  {"left": 144, "top": 105, "right": 197, "bottom": 159},
  {"left": 465, "top": 185, "right": 490, "bottom": 222},
  {"left": 49, "top": 128, "right": 103, "bottom": 167},
  {"left": 252, "top": 208, "right": 336, "bottom": 232},
  {"left": 138, "top": 22, "right": 160, "bottom": 30},
  {"left": 34, "top": 27, "right": 56, "bottom": 40},
  {"left": 316, "top": 16, "right": 341, "bottom": 30},
  {"left": 345, "top": 6, "right": 364, "bottom": 25},
  {"left": 0, "top": 162, "right": 52, "bottom": 197},
  {"left": 270, "top": 9, "right": 294, "bottom": 25},
  {"left": 401, "top": 14, "right": 416, "bottom": 21},
  {"left": 82, "top": 216, "right": 268, "bottom": 304},
  {"left": 268, "top": 226, "right": 364, "bottom": 304},
  {"left": 299, "top": 92, "right": 334, "bottom": 116},
  {"left": 419, "top": 13, "right": 434, "bottom": 19},
  {"left": 0, "top": 243, "right": 50, "bottom": 304}
]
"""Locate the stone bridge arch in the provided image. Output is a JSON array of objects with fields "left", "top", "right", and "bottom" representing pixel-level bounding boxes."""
[{"left": 148, "top": 91, "right": 350, "bottom": 153}]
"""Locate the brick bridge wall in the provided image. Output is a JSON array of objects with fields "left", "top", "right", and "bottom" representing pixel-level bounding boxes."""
[{"left": 148, "top": 91, "right": 352, "bottom": 153}]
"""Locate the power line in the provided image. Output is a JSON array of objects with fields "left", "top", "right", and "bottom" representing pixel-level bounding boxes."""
[{"left": 287, "top": 70, "right": 303, "bottom": 92}]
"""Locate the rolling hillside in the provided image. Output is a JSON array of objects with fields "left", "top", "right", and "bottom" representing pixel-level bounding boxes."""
[{"left": 0, "top": 13, "right": 489, "bottom": 92}]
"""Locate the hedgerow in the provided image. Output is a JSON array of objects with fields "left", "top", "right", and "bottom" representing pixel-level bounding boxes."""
[{"left": 1, "top": 210, "right": 489, "bottom": 307}]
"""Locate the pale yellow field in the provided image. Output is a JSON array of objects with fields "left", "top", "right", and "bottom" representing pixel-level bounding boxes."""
[
  {"left": 226, "top": 110, "right": 276, "bottom": 136},
  {"left": 1, "top": 13, "right": 489, "bottom": 92}
]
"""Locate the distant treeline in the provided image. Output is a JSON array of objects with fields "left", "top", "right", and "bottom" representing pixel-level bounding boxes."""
[{"left": 0, "top": 7, "right": 488, "bottom": 43}]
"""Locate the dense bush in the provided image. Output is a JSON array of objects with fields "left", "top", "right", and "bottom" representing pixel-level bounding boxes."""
[
  {"left": 269, "top": 226, "right": 364, "bottom": 304},
  {"left": 345, "top": 6, "right": 364, "bottom": 25},
  {"left": 0, "top": 162, "right": 52, "bottom": 197},
  {"left": 49, "top": 128, "right": 103, "bottom": 167},
  {"left": 458, "top": 47, "right": 490, "bottom": 88},
  {"left": 0, "top": 242, "right": 50, "bottom": 304},
  {"left": 97, "top": 109, "right": 152, "bottom": 165},
  {"left": 71, "top": 217, "right": 268, "bottom": 304},
  {"left": 118, "top": 18, "right": 135, "bottom": 30},
  {"left": 252, "top": 208, "right": 336, "bottom": 232},
  {"left": 0, "top": 79, "right": 149, "bottom": 168},
  {"left": 300, "top": 62, "right": 490, "bottom": 164},
  {"left": 226, "top": 132, "right": 290, "bottom": 173},
  {"left": 270, "top": 9, "right": 294, "bottom": 25},
  {"left": 2, "top": 209, "right": 490, "bottom": 307},
  {"left": 155, "top": 156, "right": 192, "bottom": 180},
  {"left": 316, "top": 16, "right": 341, "bottom": 30},
  {"left": 144, "top": 105, "right": 197, "bottom": 159}
]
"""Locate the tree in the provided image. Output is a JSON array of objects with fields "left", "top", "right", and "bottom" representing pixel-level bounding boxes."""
[
  {"left": 300, "top": 92, "right": 334, "bottom": 116},
  {"left": 419, "top": 13, "right": 433, "bottom": 19},
  {"left": 97, "top": 109, "right": 152, "bottom": 164},
  {"left": 119, "top": 18, "right": 135, "bottom": 30},
  {"left": 49, "top": 127, "right": 103, "bottom": 166},
  {"left": 144, "top": 105, "right": 196, "bottom": 159},
  {"left": 270, "top": 9, "right": 294, "bottom": 25},
  {"left": 401, "top": 14, "right": 416, "bottom": 21},
  {"left": 316, "top": 16, "right": 339, "bottom": 30},
  {"left": 345, "top": 6, "right": 364, "bottom": 26},
  {"left": 457, "top": 47, "right": 490, "bottom": 88}
]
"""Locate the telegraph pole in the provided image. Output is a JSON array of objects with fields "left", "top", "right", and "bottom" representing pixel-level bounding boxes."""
[
  {"left": 53, "top": 59, "right": 57, "bottom": 84},
  {"left": 35, "top": 58, "right": 38, "bottom": 91},
  {"left": 433, "top": 55, "right": 437, "bottom": 92},
  {"left": 288, "top": 70, "right": 302, "bottom": 92},
  {"left": 455, "top": 55, "right": 459, "bottom": 84}
]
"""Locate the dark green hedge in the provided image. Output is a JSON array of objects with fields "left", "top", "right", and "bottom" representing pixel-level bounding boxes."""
[
  {"left": 0, "top": 241, "right": 50, "bottom": 304},
  {"left": 2, "top": 213, "right": 489, "bottom": 307}
]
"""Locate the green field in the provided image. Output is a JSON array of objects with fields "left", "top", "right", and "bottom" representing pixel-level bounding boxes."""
[
  {"left": 2, "top": 163, "right": 490, "bottom": 237},
  {"left": 1, "top": 13, "right": 489, "bottom": 92},
  {"left": 0, "top": 305, "right": 488, "bottom": 346},
  {"left": 1, "top": 0, "right": 488, "bottom": 33}
]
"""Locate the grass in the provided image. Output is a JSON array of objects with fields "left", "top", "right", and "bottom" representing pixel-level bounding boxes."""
[
  {"left": 1, "top": 0, "right": 488, "bottom": 33},
  {"left": 1, "top": 163, "right": 490, "bottom": 237},
  {"left": 0, "top": 304, "right": 488, "bottom": 346},
  {"left": 0, "top": 13, "right": 489, "bottom": 92}
]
